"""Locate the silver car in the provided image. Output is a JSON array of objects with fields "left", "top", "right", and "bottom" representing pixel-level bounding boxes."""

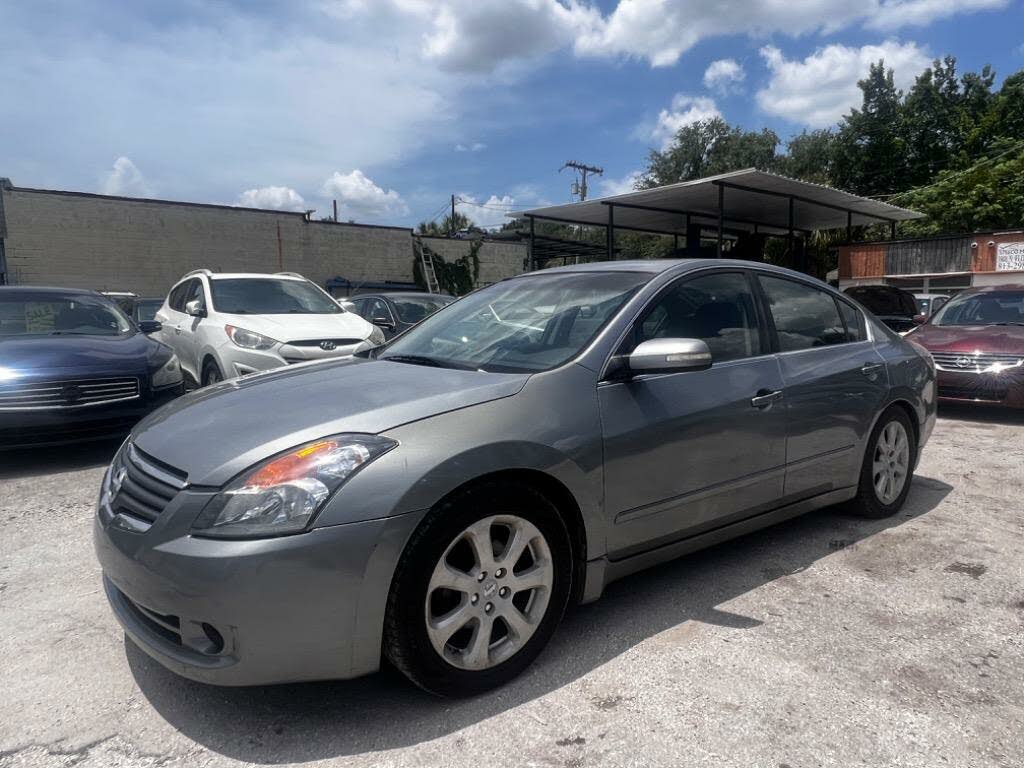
[{"left": 94, "top": 259, "right": 936, "bottom": 696}]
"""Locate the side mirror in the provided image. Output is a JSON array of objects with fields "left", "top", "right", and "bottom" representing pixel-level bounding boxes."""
[
  {"left": 371, "top": 315, "right": 395, "bottom": 330},
  {"left": 185, "top": 299, "right": 207, "bottom": 318},
  {"left": 628, "top": 338, "right": 712, "bottom": 375},
  {"left": 137, "top": 320, "right": 162, "bottom": 334},
  {"left": 912, "top": 313, "right": 927, "bottom": 325}
]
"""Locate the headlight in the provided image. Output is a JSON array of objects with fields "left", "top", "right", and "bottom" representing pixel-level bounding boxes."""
[
  {"left": 367, "top": 324, "right": 386, "bottom": 346},
  {"left": 152, "top": 354, "right": 183, "bottom": 388},
  {"left": 225, "top": 325, "right": 278, "bottom": 350},
  {"left": 191, "top": 434, "right": 396, "bottom": 538}
]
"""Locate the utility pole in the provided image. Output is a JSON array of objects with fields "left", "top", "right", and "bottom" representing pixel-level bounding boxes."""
[
  {"left": 450, "top": 194, "right": 456, "bottom": 236},
  {"left": 560, "top": 161, "right": 603, "bottom": 202}
]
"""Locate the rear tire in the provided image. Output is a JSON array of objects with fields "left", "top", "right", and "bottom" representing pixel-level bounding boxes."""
[
  {"left": 201, "top": 359, "right": 224, "bottom": 387},
  {"left": 383, "top": 481, "right": 572, "bottom": 697},
  {"left": 848, "top": 405, "right": 917, "bottom": 518}
]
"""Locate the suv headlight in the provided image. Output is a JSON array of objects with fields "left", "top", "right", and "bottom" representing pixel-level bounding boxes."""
[
  {"left": 152, "top": 354, "right": 183, "bottom": 388},
  {"left": 225, "top": 325, "right": 278, "bottom": 350},
  {"left": 191, "top": 434, "right": 396, "bottom": 538},
  {"left": 367, "top": 324, "right": 386, "bottom": 346}
]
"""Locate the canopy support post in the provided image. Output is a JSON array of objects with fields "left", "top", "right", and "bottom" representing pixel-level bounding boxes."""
[
  {"left": 606, "top": 203, "right": 614, "bottom": 261},
  {"left": 846, "top": 211, "right": 852, "bottom": 244},
  {"left": 716, "top": 184, "right": 724, "bottom": 258},
  {"left": 528, "top": 216, "right": 535, "bottom": 271}
]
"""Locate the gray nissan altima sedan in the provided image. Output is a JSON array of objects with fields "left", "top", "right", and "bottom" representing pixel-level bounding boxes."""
[{"left": 95, "top": 259, "right": 936, "bottom": 696}]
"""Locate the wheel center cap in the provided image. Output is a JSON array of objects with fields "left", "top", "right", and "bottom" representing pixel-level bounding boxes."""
[{"left": 482, "top": 580, "right": 497, "bottom": 598}]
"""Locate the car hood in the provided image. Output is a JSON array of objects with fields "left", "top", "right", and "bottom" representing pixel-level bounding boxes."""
[
  {"left": 907, "top": 323, "right": 1024, "bottom": 354},
  {"left": 133, "top": 358, "right": 530, "bottom": 486},
  {"left": 0, "top": 333, "right": 158, "bottom": 379},
  {"left": 220, "top": 311, "right": 372, "bottom": 342}
]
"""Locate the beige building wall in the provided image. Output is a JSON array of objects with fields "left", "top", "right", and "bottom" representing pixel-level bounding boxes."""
[{"left": 0, "top": 184, "right": 526, "bottom": 296}]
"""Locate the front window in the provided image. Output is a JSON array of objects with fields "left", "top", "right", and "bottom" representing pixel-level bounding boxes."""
[
  {"left": 379, "top": 272, "right": 648, "bottom": 373},
  {"left": 931, "top": 290, "right": 1024, "bottom": 326},
  {"left": 391, "top": 296, "right": 453, "bottom": 324},
  {"left": 0, "top": 294, "right": 133, "bottom": 337},
  {"left": 209, "top": 278, "right": 341, "bottom": 315}
]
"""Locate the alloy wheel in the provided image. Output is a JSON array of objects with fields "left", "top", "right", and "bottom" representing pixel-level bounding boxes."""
[
  {"left": 872, "top": 420, "right": 910, "bottom": 504},
  {"left": 425, "top": 515, "right": 553, "bottom": 671}
]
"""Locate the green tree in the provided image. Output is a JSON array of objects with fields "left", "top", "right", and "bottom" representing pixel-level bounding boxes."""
[
  {"left": 416, "top": 211, "right": 473, "bottom": 236},
  {"left": 833, "top": 61, "right": 908, "bottom": 196},
  {"left": 639, "top": 117, "right": 779, "bottom": 187},
  {"left": 775, "top": 129, "right": 836, "bottom": 184}
]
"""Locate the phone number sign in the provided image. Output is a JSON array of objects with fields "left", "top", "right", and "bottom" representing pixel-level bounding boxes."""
[{"left": 996, "top": 242, "right": 1024, "bottom": 271}]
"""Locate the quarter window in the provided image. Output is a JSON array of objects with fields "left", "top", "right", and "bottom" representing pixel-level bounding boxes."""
[
  {"left": 168, "top": 280, "right": 194, "bottom": 312},
  {"left": 632, "top": 272, "right": 762, "bottom": 362},
  {"left": 836, "top": 299, "right": 865, "bottom": 342},
  {"left": 759, "top": 275, "right": 848, "bottom": 351}
]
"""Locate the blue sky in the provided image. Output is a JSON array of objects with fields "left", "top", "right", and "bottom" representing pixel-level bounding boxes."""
[{"left": 1, "top": 1, "right": 1022, "bottom": 229}]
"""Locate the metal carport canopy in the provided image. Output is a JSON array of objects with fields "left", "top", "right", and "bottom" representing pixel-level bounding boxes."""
[{"left": 515, "top": 168, "right": 924, "bottom": 237}]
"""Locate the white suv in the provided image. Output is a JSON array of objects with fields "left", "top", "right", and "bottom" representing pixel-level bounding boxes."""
[{"left": 154, "top": 270, "right": 384, "bottom": 386}]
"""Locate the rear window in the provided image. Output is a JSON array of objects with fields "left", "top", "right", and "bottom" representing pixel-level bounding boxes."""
[
  {"left": 845, "top": 287, "right": 917, "bottom": 317},
  {"left": 392, "top": 296, "right": 452, "bottom": 324}
]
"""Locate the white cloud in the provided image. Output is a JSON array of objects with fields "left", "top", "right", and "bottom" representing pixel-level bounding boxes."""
[
  {"left": 703, "top": 58, "right": 745, "bottom": 94},
  {"left": 342, "top": 0, "right": 1006, "bottom": 70},
  {"left": 455, "top": 194, "right": 520, "bottom": 229},
  {"left": 865, "top": 0, "right": 1007, "bottom": 29},
  {"left": 101, "top": 157, "right": 151, "bottom": 197},
  {"left": 598, "top": 170, "right": 643, "bottom": 197},
  {"left": 236, "top": 186, "right": 306, "bottom": 211},
  {"left": 321, "top": 170, "right": 408, "bottom": 220},
  {"left": 756, "top": 40, "right": 931, "bottom": 127},
  {"left": 648, "top": 95, "right": 721, "bottom": 150},
  {"left": 455, "top": 142, "right": 487, "bottom": 152}
]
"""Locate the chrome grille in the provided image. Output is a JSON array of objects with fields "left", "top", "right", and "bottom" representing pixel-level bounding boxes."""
[
  {"left": 108, "top": 444, "right": 187, "bottom": 527},
  {"left": 930, "top": 352, "right": 1024, "bottom": 373},
  {"left": 286, "top": 338, "right": 362, "bottom": 347},
  {"left": 0, "top": 377, "right": 140, "bottom": 410}
]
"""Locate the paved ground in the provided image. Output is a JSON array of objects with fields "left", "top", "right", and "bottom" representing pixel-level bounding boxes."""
[{"left": 2, "top": 405, "right": 1023, "bottom": 768}]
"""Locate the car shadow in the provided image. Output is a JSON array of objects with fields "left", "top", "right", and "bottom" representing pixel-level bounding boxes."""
[
  {"left": 0, "top": 437, "right": 122, "bottom": 480},
  {"left": 126, "top": 475, "right": 952, "bottom": 763},
  {"left": 937, "top": 402, "right": 1024, "bottom": 426}
]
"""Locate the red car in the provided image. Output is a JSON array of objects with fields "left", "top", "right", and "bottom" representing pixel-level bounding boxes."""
[{"left": 905, "top": 284, "right": 1024, "bottom": 407}]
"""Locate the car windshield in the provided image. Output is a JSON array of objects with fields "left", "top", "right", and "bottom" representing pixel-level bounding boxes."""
[
  {"left": 930, "top": 290, "right": 1024, "bottom": 326},
  {"left": 209, "top": 278, "right": 341, "bottom": 314},
  {"left": 379, "top": 271, "right": 648, "bottom": 373},
  {"left": 0, "top": 294, "right": 133, "bottom": 337},
  {"left": 391, "top": 296, "right": 454, "bottom": 324}
]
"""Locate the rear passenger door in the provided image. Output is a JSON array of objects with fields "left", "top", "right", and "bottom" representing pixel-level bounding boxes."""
[{"left": 755, "top": 273, "right": 888, "bottom": 500}]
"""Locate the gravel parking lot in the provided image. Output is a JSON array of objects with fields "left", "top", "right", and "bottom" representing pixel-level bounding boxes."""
[{"left": 2, "top": 406, "right": 1023, "bottom": 768}]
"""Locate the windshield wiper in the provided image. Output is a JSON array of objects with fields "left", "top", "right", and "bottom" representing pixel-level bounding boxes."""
[
  {"left": 380, "top": 354, "right": 476, "bottom": 371},
  {"left": 992, "top": 322, "right": 1024, "bottom": 326}
]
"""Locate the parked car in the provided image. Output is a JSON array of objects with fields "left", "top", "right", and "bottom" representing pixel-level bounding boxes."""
[
  {"left": 132, "top": 298, "right": 165, "bottom": 324},
  {"left": 349, "top": 292, "right": 455, "bottom": 339},
  {"left": 154, "top": 270, "right": 384, "bottom": 386},
  {"left": 904, "top": 284, "right": 1024, "bottom": 407},
  {"left": 101, "top": 290, "right": 139, "bottom": 316},
  {"left": 95, "top": 260, "right": 935, "bottom": 695},
  {"left": 0, "top": 286, "right": 183, "bottom": 448},
  {"left": 914, "top": 293, "right": 949, "bottom": 318},
  {"left": 843, "top": 285, "right": 921, "bottom": 333}
]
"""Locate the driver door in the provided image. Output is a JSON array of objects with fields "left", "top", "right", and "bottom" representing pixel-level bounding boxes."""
[{"left": 599, "top": 270, "right": 788, "bottom": 557}]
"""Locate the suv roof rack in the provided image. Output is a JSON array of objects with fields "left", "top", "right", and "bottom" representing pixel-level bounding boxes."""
[{"left": 182, "top": 268, "right": 213, "bottom": 278}]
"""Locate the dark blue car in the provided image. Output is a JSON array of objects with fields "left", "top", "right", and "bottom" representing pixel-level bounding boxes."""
[{"left": 0, "top": 286, "right": 184, "bottom": 448}]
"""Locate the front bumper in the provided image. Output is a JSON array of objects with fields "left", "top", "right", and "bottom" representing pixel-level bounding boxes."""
[
  {"left": 0, "top": 383, "right": 183, "bottom": 448},
  {"left": 936, "top": 369, "right": 1024, "bottom": 408},
  {"left": 94, "top": 495, "right": 425, "bottom": 686}
]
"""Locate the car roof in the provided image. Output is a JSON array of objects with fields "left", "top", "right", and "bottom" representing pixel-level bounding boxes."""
[
  {"left": 957, "top": 283, "right": 1024, "bottom": 294},
  {"left": 0, "top": 285, "right": 102, "bottom": 296},
  {"left": 205, "top": 272, "right": 306, "bottom": 281},
  {"left": 515, "top": 258, "right": 835, "bottom": 283}
]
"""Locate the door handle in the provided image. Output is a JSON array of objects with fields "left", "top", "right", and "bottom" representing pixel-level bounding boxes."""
[
  {"left": 751, "top": 389, "right": 783, "bottom": 409},
  {"left": 861, "top": 362, "right": 883, "bottom": 378}
]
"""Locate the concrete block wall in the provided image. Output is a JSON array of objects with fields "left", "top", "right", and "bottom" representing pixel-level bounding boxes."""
[
  {"left": 0, "top": 186, "right": 526, "bottom": 296},
  {"left": 420, "top": 236, "right": 527, "bottom": 286}
]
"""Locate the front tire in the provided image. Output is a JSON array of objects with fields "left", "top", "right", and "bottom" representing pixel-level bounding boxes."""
[
  {"left": 384, "top": 481, "right": 572, "bottom": 697},
  {"left": 849, "top": 406, "right": 917, "bottom": 518},
  {"left": 201, "top": 359, "right": 224, "bottom": 387}
]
